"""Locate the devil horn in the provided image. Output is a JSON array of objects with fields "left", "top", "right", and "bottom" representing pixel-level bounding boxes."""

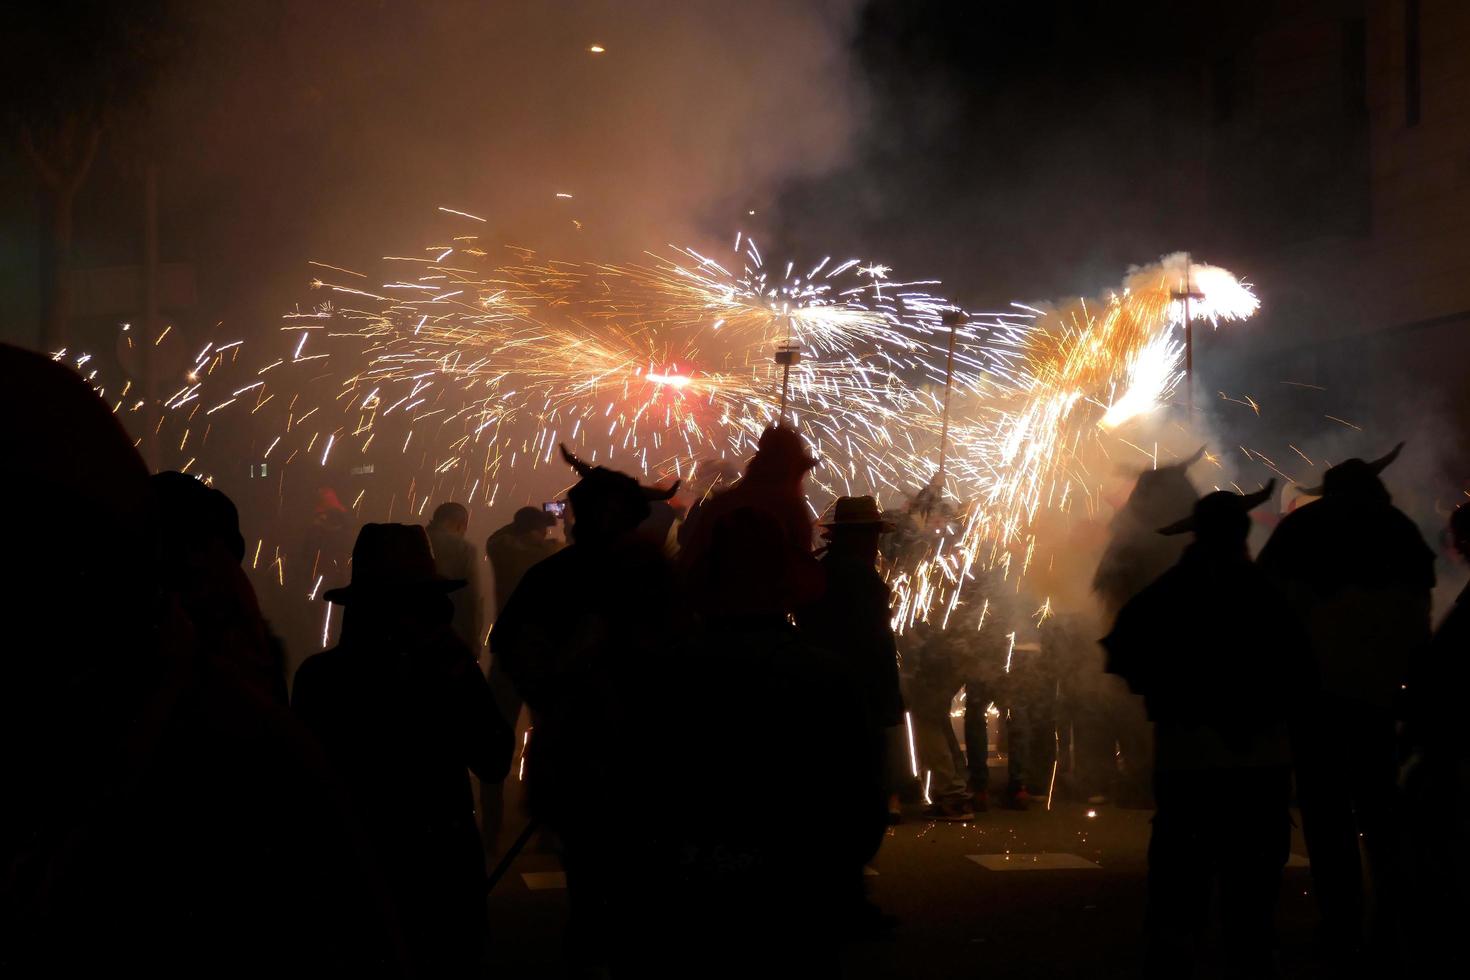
[
  {"left": 1240, "top": 479, "right": 1277, "bottom": 512},
  {"left": 559, "top": 443, "right": 593, "bottom": 477},
  {"left": 644, "top": 479, "right": 681, "bottom": 502},
  {"left": 1183, "top": 445, "right": 1207, "bottom": 467},
  {"left": 1368, "top": 441, "right": 1405, "bottom": 475}
]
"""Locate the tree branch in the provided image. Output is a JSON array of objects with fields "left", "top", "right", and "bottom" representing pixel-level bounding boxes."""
[{"left": 17, "top": 124, "right": 64, "bottom": 190}]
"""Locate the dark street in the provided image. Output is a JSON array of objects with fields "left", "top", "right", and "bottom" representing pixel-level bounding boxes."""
[{"left": 487, "top": 777, "right": 1325, "bottom": 979}]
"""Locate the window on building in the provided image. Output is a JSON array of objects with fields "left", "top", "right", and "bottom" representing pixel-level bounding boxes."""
[{"left": 1405, "top": 0, "right": 1421, "bottom": 126}]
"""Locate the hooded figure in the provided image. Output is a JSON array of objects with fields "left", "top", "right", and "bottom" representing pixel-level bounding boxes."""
[
  {"left": 1257, "top": 443, "right": 1434, "bottom": 956},
  {"left": 677, "top": 425, "right": 824, "bottom": 617},
  {"left": 292, "top": 523, "right": 513, "bottom": 978},
  {"left": 1103, "top": 482, "right": 1313, "bottom": 977},
  {"left": 1, "top": 345, "right": 408, "bottom": 979},
  {"left": 655, "top": 506, "right": 874, "bottom": 972},
  {"left": 489, "top": 446, "right": 686, "bottom": 971},
  {"left": 1085, "top": 448, "right": 1205, "bottom": 807},
  {"left": 1093, "top": 447, "right": 1206, "bottom": 618}
]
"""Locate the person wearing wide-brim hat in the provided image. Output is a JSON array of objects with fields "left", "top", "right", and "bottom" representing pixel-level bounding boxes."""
[
  {"left": 1103, "top": 482, "right": 1316, "bottom": 976},
  {"left": 819, "top": 494, "right": 898, "bottom": 536},
  {"left": 293, "top": 522, "right": 512, "bottom": 976},
  {"left": 797, "top": 495, "right": 905, "bottom": 930},
  {"left": 319, "top": 522, "right": 466, "bottom": 606}
]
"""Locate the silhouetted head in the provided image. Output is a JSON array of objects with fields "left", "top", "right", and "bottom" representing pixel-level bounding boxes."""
[
  {"left": 821, "top": 495, "right": 895, "bottom": 564},
  {"left": 1, "top": 345, "right": 155, "bottom": 687},
  {"left": 1451, "top": 501, "right": 1470, "bottom": 559},
  {"left": 152, "top": 471, "right": 247, "bottom": 566},
  {"left": 1159, "top": 480, "right": 1275, "bottom": 551},
  {"left": 744, "top": 425, "right": 819, "bottom": 482},
  {"left": 559, "top": 443, "right": 678, "bottom": 546},
  {"left": 324, "top": 522, "right": 463, "bottom": 611},
  {"left": 1296, "top": 443, "right": 1402, "bottom": 504},
  {"left": 428, "top": 500, "right": 469, "bottom": 535},
  {"left": 1118, "top": 446, "right": 1205, "bottom": 526},
  {"left": 512, "top": 504, "right": 556, "bottom": 538}
]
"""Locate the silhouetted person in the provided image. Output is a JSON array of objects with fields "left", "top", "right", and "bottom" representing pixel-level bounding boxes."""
[
  {"left": 293, "top": 523, "right": 513, "bottom": 978},
  {"left": 1258, "top": 444, "right": 1434, "bottom": 960},
  {"left": 676, "top": 456, "right": 739, "bottom": 548},
  {"left": 426, "top": 501, "right": 486, "bottom": 658},
  {"left": 659, "top": 506, "right": 871, "bottom": 975},
  {"left": 679, "top": 425, "right": 824, "bottom": 617},
  {"left": 910, "top": 564, "right": 1025, "bottom": 818},
  {"left": 1, "top": 345, "right": 408, "bottom": 978},
  {"left": 486, "top": 504, "right": 560, "bottom": 617},
  {"left": 481, "top": 503, "right": 559, "bottom": 851},
  {"left": 1400, "top": 501, "right": 1470, "bottom": 971},
  {"left": 153, "top": 470, "right": 288, "bottom": 706},
  {"left": 1104, "top": 482, "right": 1312, "bottom": 978},
  {"left": 796, "top": 495, "right": 902, "bottom": 929},
  {"left": 490, "top": 445, "right": 684, "bottom": 973},
  {"left": 1091, "top": 447, "right": 1205, "bottom": 806}
]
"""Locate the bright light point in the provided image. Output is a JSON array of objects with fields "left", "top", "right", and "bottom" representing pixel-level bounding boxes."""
[
  {"left": 1086, "top": 809, "right": 1098, "bottom": 818},
  {"left": 748, "top": 210, "right": 755, "bottom": 215},
  {"left": 645, "top": 371, "right": 693, "bottom": 390},
  {"left": 556, "top": 192, "right": 573, "bottom": 199},
  {"left": 588, "top": 44, "right": 605, "bottom": 53}
]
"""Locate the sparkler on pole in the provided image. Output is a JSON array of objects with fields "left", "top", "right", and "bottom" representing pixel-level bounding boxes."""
[
  {"left": 1171, "top": 253, "right": 1204, "bottom": 421},
  {"left": 774, "top": 341, "right": 801, "bottom": 425},
  {"left": 935, "top": 308, "right": 968, "bottom": 482}
]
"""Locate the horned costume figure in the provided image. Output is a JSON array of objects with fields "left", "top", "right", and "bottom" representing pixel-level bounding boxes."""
[
  {"left": 1104, "top": 482, "right": 1313, "bottom": 977},
  {"left": 1257, "top": 443, "right": 1434, "bottom": 958},
  {"left": 489, "top": 445, "right": 687, "bottom": 970}
]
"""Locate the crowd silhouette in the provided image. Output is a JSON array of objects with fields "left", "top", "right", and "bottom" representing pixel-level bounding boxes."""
[{"left": 4, "top": 340, "right": 1469, "bottom": 978}]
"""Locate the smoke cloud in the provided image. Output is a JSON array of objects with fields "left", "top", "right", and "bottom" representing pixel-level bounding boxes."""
[{"left": 150, "top": 0, "right": 868, "bottom": 319}]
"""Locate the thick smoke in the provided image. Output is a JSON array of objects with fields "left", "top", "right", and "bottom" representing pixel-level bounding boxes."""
[{"left": 153, "top": 0, "right": 868, "bottom": 290}]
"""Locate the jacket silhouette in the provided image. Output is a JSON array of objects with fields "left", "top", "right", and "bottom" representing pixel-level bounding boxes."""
[
  {"left": 293, "top": 523, "right": 512, "bottom": 978},
  {"left": 1104, "top": 482, "right": 1312, "bottom": 977}
]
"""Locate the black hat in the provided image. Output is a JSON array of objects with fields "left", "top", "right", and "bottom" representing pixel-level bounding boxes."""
[
  {"left": 1158, "top": 480, "right": 1275, "bottom": 536},
  {"left": 820, "top": 495, "right": 897, "bottom": 532},
  {"left": 322, "top": 523, "right": 465, "bottom": 605}
]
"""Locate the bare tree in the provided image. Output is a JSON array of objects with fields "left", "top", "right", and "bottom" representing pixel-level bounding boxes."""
[{"left": 3, "top": 3, "right": 178, "bottom": 350}]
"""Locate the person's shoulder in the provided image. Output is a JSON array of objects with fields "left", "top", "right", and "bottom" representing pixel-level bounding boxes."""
[{"left": 294, "top": 645, "right": 343, "bottom": 679}]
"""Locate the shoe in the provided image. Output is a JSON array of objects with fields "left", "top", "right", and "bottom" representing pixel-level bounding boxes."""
[
  {"left": 999, "top": 788, "right": 1030, "bottom": 811},
  {"left": 925, "top": 798, "right": 976, "bottom": 822}
]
